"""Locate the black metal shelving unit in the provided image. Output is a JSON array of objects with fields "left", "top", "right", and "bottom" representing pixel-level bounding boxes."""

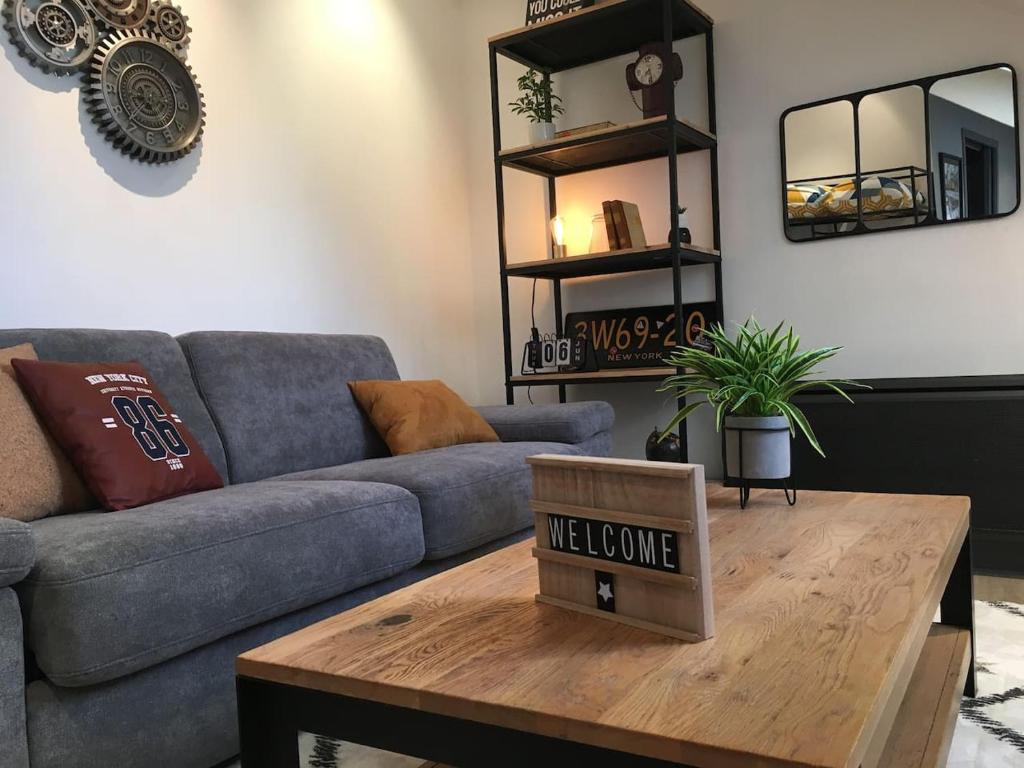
[{"left": 488, "top": 0, "right": 725, "bottom": 462}]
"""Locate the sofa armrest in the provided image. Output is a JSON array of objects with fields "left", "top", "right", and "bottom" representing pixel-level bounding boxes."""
[
  {"left": 476, "top": 401, "right": 614, "bottom": 445},
  {"left": 0, "top": 519, "right": 34, "bottom": 589}
]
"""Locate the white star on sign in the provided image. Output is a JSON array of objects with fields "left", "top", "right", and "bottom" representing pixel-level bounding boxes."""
[{"left": 597, "top": 581, "right": 614, "bottom": 603}]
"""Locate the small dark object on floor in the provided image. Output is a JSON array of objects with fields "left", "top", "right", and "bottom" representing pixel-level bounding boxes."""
[
  {"left": 646, "top": 428, "right": 681, "bottom": 462},
  {"left": 309, "top": 735, "right": 341, "bottom": 768}
]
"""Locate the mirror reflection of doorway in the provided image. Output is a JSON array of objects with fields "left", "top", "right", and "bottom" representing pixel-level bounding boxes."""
[{"left": 963, "top": 130, "right": 998, "bottom": 218}]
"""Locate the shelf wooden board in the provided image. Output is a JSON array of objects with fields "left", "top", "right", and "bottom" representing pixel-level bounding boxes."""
[
  {"left": 499, "top": 117, "right": 716, "bottom": 177},
  {"left": 489, "top": 0, "right": 712, "bottom": 72},
  {"left": 875, "top": 625, "right": 972, "bottom": 768},
  {"left": 506, "top": 242, "right": 720, "bottom": 280},
  {"left": 509, "top": 367, "right": 675, "bottom": 386}
]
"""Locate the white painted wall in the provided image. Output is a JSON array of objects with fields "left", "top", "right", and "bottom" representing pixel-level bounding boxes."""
[
  {"left": 0, "top": 0, "right": 484, "bottom": 399},
  {"left": 460, "top": 0, "right": 1024, "bottom": 473}
]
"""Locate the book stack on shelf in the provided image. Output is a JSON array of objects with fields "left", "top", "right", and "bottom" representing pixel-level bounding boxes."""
[
  {"left": 555, "top": 121, "right": 616, "bottom": 139},
  {"left": 602, "top": 200, "right": 647, "bottom": 251}
]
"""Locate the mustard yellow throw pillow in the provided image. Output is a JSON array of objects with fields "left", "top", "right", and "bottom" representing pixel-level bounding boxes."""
[
  {"left": 0, "top": 344, "right": 94, "bottom": 521},
  {"left": 349, "top": 380, "right": 499, "bottom": 456}
]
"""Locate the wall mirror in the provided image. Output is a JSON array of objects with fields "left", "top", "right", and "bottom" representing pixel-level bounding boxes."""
[{"left": 781, "top": 64, "right": 1020, "bottom": 242}]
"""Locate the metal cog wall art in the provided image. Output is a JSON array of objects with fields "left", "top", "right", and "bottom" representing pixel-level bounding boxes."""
[
  {"left": 2, "top": 0, "right": 98, "bottom": 74},
  {"left": 145, "top": 0, "right": 187, "bottom": 59},
  {"left": 84, "top": 28, "right": 204, "bottom": 163},
  {"left": 2, "top": 0, "right": 204, "bottom": 166},
  {"left": 83, "top": 0, "right": 148, "bottom": 30}
]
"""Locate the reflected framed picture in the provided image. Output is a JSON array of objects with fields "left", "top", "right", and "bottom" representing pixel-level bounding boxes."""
[{"left": 940, "top": 153, "right": 964, "bottom": 221}]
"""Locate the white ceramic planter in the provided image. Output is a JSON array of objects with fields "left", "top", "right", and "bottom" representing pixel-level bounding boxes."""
[
  {"left": 529, "top": 122, "right": 555, "bottom": 143},
  {"left": 724, "top": 415, "right": 792, "bottom": 480}
]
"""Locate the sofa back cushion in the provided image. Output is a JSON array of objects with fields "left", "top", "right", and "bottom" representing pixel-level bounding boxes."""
[
  {"left": 178, "top": 332, "right": 399, "bottom": 482},
  {"left": 0, "top": 330, "right": 228, "bottom": 481}
]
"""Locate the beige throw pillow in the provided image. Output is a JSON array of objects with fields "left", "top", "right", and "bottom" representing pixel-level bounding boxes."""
[{"left": 0, "top": 344, "right": 94, "bottom": 521}]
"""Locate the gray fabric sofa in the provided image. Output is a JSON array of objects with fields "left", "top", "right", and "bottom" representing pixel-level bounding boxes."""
[{"left": 0, "top": 329, "right": 614, "bottom": 768}]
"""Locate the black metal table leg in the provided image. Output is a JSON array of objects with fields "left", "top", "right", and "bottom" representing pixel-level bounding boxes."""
[
  {"left": 235, "top": 677, "right": 693, "bottom": 768},
  {"left": 940, "top": 527, "right": 977, "bottom": 697},
  {"left": 237, "top": 677, "right": 301, "bottom": 768}
]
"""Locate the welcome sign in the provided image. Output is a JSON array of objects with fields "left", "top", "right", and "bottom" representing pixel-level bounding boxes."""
[
  {"left": 528, "top": 455, "right": 715, "bottom": 642},
  {"left": 546, "top": 513, "right": 681, "bottom": 574},
  {"left": 525, "top": 0, "right": 595, "bottom": 26}
]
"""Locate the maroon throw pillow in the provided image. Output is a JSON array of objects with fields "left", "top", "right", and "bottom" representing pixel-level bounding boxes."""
[{"left": 11, "top": 359, "right": 223, "bottom": 511}]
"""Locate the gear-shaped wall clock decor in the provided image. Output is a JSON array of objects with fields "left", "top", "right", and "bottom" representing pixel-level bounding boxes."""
[
  {"left": 145, "top": 0, "right": 187, "bottom": 59},
  {"left": 2, "top": 0, "right": 98, "bottom": 74},
  {"left": 3, "top": 0, "right": 203, "bottom": 165},
  {"left": 84, "top": 28, "right": 204, "bottom": 163},
  {"left": 84, "top": 0, "right": 148, "bottom": 30}
]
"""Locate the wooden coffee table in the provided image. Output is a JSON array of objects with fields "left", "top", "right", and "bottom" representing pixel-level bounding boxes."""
[{"left": 236, "top": 486, "right": 974, "bottom": 768}]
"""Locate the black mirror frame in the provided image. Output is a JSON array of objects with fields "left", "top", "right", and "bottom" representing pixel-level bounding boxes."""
[{"left": 780, "top": 62, "right": 1021, "bottom": 243}]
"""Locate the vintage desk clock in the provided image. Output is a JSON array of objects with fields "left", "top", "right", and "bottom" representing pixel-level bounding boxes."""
[
  {"left": 626, "top": 42, "right": 683, "bottom": 119},
  {"left": 521, "top": 330, "right": 598, "bottom": 375}
]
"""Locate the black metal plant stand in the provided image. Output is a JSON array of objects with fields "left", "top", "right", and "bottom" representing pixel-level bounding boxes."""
[{"left": 723, "top": 423, "right": 797, "bottom": 510}]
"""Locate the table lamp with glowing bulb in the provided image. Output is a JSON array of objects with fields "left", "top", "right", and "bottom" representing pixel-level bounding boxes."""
[{"left": 550, "top": 216, "right": 567, "bottom": 259}]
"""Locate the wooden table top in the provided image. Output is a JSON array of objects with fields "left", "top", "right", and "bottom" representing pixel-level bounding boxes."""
[{"left": 237, "top": 486, "right": 969, "bottom": 768}]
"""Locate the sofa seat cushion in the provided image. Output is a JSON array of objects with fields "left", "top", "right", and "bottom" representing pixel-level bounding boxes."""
[
  {"left": 277, "top": 441, "right": 587, "bottom": 560},
  {"left": 20, "top": 481, "right": 423, "bottom": 688}
]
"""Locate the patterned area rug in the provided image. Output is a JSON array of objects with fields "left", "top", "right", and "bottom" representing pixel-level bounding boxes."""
[
  {"left": 949, "top": 601, "right": 1024, "bottom": 767},
  {"left": 282, "top": 601, "right": 1024, "bottom": 767}
]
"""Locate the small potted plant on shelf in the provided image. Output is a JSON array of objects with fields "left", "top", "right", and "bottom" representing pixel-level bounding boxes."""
[
  {"left": 509, "top": 68, "right": 565, "bottom": 144},
  {"left": 657, "top": 318, "right": 865, "bottom": 497}
]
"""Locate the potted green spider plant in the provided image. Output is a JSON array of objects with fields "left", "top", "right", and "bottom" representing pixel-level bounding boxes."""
[{"left": 658, "top": 319, "right": 865, "bottom": 482}]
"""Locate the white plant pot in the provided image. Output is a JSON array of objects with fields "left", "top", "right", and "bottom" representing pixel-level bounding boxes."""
[
  {"left": 530, "top": 122, "right": 555, "bottom": 143},
  {"left": 724, "top": 416, "right": 792, "bottom": 480}
]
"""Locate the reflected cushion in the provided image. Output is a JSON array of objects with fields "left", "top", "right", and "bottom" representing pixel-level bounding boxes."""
[{"left": 786, "top": 183, "right": 830, "bottom": 219}]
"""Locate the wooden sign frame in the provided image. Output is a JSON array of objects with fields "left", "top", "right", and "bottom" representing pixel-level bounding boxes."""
[
  {"left": 525, "top": 0, "right": 594, "bottom": 27},
  {"left": 528, "top": 455, "right": 714, "bottom": 641}
]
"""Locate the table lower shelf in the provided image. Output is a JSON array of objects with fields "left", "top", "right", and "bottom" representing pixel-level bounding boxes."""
[
  {"left": 421, "top": 624, "right": 969, "bottom": 768},
  {"left": 876, "top": 624, "right": 972, "bottom": 768}
]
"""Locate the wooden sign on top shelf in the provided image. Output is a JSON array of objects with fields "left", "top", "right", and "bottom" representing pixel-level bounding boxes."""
[
  {"left": 528, "top": 455, "right": 714, "bottom": 641},
  {"left": 525, "top": 0, "right": 594, "bottom": 26}
]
